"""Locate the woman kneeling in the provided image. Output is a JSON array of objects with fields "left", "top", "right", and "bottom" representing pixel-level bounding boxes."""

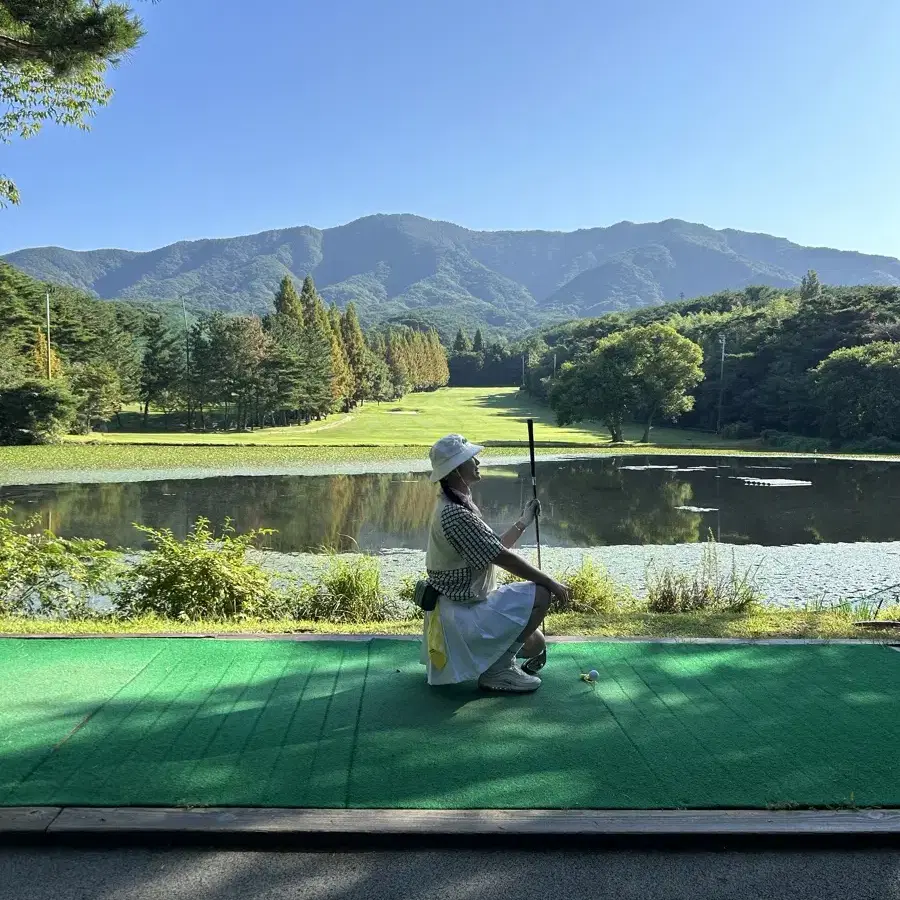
[{"left": 420, "top": 434, "right": 568, "bottom": 693}]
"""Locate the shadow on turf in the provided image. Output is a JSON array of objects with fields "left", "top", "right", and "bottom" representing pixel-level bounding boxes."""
[{"left": 2, "top": 641, "right": 900, "bottom": 811}]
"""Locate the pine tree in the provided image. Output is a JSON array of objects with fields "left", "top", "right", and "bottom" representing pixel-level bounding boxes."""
[
  {"left": 453, "top": 328, "right": 471, "bottom": 352},
  {"left": 298, "top": 276, "right": 340, "bottom": 415},
  {"left": 274, "top": 275, "right": 304, "bottom": 327},
  {"left": 427, "top": 329, "right": 450, "bottom": 388},
  {"left": 1, "top": 0, "right": 145, "bottom": 206},
  {"left": 328, "top": 303, "right": 352, "bottom": 411},
  {"left": 472, "top": 328, "right": 484, "bottom": 353},
  {"left": 386, "top": 330, "right": 410, "bottom": 397},
  {"left": 261, "top": 313, "right": 307, "bottom": 426},
  {"left": 800, "top": 269, "right": 822, "bottom": 302},
  {"left": 139, "top": 315, "right": 183, "bottom": 425},
  {"left": 341, "top": 303, "right": 369, "bottom": 406}
]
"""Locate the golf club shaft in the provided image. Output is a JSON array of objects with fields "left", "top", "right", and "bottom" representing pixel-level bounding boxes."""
[{"left": 526, "top": 418, "right": 542, "bottom": 570}]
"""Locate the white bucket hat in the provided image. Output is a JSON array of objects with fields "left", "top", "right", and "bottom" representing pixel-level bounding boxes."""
[{"left": 428, "top": 434, "right": 484, "bottom": 483}]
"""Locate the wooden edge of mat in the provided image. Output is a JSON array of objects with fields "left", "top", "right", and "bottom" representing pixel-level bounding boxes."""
[
  {"left": 0, "top": 807, "right": 895, "bottom": 836},
  {"left": 0, "top": 808, "right": 62, "bottom": 832}
]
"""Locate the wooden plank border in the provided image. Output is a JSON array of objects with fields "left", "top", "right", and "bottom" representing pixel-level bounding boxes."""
[
  {"left": 0, "top": 807, "right": 61, "bottom": 833},
  {"left": 5, "top": 807, "right": 893, "bottom": 836}
]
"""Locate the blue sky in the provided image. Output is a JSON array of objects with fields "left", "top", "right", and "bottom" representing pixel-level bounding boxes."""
[{"left": 2, "top": 0, "right": 899, "bottom": 256}]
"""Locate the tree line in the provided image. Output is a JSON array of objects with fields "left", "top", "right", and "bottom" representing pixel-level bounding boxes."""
[
  {"left": 447, "top": 327, "right": 531, "bottom": 387},
  {"left": 0, "top": 263, "right": 448, "bottom": 443},
  {"left": 143, "top": 274, "right": 449, "bottom": 431},
  {"left": 528, "top": 272, "right": 900, "bottom": 448}
]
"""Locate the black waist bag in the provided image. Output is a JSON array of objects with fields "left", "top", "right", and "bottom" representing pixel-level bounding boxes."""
[{"left": 413, "top": 579, "right": 440, "bottom": 611}]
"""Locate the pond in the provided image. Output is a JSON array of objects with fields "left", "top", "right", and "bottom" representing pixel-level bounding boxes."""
[{"left": 3, "top": 455, "right": 900, "bottom": 552}]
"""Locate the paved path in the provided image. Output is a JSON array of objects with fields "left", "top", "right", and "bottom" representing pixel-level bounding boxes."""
[{"left": 2, "top": 848, "right": 900, "bottom": 900}]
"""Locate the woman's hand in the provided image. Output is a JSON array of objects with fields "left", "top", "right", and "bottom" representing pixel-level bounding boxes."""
[
  {"left": 546, "top": 579, "right": 569, "bottom": 606},
  {"left": 519, "top": 498, "right": 542, "bottom": 527}
]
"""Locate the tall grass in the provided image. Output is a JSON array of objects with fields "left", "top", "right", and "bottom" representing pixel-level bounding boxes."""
[
  {"left": 294, "top": 555, "right": 388, "bottom": 624},
  {"left": 646, "top": 535, "right": 762, "bottom": 613}
]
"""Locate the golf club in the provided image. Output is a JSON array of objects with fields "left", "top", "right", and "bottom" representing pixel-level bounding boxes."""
[{"left": 522, "top": 418, "right": 547, "bottom": 676}]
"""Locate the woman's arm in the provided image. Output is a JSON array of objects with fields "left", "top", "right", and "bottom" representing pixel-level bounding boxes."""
[
  {"left": 499, "top": 519, "right": 527, "bottom": 549},
  {"left": 493, "top": 548, "right": 568, "bottom": 604},
  {"left": 498, "top": 499, "right": 540, "bottom": 549}
]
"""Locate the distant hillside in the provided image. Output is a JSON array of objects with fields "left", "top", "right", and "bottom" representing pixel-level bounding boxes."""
[{"left": 7, "top": 215, "right": 900, "bottom": 335}]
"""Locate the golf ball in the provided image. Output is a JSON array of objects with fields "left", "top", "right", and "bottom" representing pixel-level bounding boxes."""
[{"left": 588, "top": 669, "right": 600, "bottom": 681}]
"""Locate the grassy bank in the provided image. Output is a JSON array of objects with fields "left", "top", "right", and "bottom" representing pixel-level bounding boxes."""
[
  {"left": 0, "top": 441, "right": 779, "bottom": 477},
  {"left": 1, "top": 605, "right": 896, "bottom": 639}
]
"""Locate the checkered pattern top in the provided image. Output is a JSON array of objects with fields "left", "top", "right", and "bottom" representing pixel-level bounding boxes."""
[{"left": 426, "top": 502, "right": 504, "bottom": 601}]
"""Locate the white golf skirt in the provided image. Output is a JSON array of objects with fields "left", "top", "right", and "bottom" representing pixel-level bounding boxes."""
[{"left": 420, "top": 581, "right": 536, "bottom": 685}]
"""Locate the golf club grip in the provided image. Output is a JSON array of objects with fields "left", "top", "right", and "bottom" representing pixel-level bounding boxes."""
[{"left": 527, "top": 419, "right": 537, "bottom": 478}]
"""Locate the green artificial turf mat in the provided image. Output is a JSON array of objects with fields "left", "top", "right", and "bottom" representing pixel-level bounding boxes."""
[{"left": 2, "top": 638, "right": 899, "bottom": 809}]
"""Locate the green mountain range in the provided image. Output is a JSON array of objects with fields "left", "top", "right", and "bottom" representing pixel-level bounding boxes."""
[{"left": 6, "top": 215, "right": 900, "bottom": 337}]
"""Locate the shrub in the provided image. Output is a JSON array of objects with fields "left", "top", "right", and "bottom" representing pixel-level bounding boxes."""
[
  {"left": 722, "top": 421, "right": 755, "bottom": 440},
  {"left": 0, "top": 504, "right": 119, "bottom": 618},
  {"left": 759, "top": 430, "right": 827, "bottom": 453},
  {"left": 501, "top": 558, "right": 630, "bottom": 614},
  {"left": 842, "top": 436, "right": 900, "bottom": 454},
  {"left": 557, "top": 558, "right": 630, "bottom": 614},
  {"left": 0, "top": 380, "right": 77, "bottom": 445},
  {"left": 116, "top": 517, "right": 290, "bottom": 620},
  {"left": 294, "top": 555, "right": 388, "bottom": 624},
  {"left": 646, "top": 536, "right": 762, "bottom": 613}
]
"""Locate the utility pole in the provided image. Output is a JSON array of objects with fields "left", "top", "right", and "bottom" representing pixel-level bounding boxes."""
[
  {"left": 716, "top": 333, "right": 726, "bottom": 434},
  {"left": 521, "top": 353, "right": 526, "bottom": 388},
  {"left": 553, "top": 353, "right": 557, "bottom": 378},
  {"left": 180, "top": 297, "right": 191, "bottom": 371},
  {"left": 181, "top": 297, "right": 193, "bottom": 429},
  {"left": 45, "top": 290, "right": 52, "bottom": 379}
]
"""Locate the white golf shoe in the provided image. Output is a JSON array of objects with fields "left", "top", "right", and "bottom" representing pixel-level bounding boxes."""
[{"left": 478, "top": 662, "right": 542, "bottom": 693}]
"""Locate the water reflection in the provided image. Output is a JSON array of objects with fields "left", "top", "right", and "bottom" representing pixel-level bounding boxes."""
[{"left": 3, "top": 456, "right": 900, "bottom": 551}]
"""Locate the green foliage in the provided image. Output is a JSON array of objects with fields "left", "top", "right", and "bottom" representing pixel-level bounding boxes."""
[
  {"left": 139, "top": 314, "right": 183, "bottom": 422},
  {"left": 812, "top": 342, "right": 900, "bottom": 442},
  {"left": 453, "top": 328, "right": 471, "bottom": 352},
  {"left": 557, "top": 558, "right": 632, "bottom": 614},
  {"left": 0, "top": 378, "right": 77, "bottom": 443},
  {"left": 0, "top": 503, "right": 119, "bottom": 618},
  {"left": 0, "top": 1, "right": 145, "bottom": 204},
  {"left": 538, "top": 282, "right": 900, "bottom": 446},
  {"left": 550, "top": 324, "right": 703, "bottom": 443},
  {"left": 294, "top": 555, "right": 388, "bottom": 623},
  {"left": 646, "top": 537, "right": 762, "bottom": 613},
  {"left": 69, "top": 361, "right": 122, "bottom": 432},
  {"left": 800, "top": 269, "right": 822, "bottom": 302},
  {"left": 116, "top": 518, "right": 289, "bottom": 621},
  {"left": 551, "top": 336, "right": 640, "bottom": 442},
  {"left": 273, "top": 275, "right": 303, "bottom": 325}
]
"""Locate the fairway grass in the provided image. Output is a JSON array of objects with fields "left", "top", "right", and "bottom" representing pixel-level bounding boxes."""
[{"left": 69, "top": 387, "right": 750, "bottom": 449}]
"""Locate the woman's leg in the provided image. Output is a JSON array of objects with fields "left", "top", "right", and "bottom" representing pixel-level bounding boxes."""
[
  {"left": 517, "top": 585, "right": 550, "bottom": 645},
  {"left": 520, "top": 628, "right": 545, "bottom": 659}
]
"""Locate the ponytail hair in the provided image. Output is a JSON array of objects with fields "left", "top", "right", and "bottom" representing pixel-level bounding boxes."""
[{"left": 439, "top": 477, "right": 480, "bottom": 515}]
